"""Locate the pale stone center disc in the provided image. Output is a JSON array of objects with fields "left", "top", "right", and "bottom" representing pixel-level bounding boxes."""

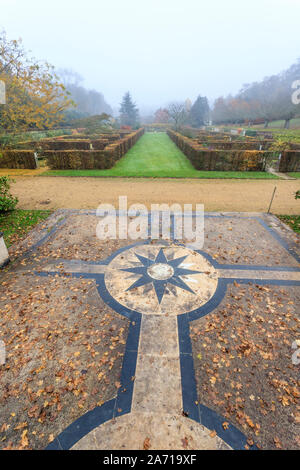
[{"left": 147, "top": 263, "right": 174, "bottom": 280}]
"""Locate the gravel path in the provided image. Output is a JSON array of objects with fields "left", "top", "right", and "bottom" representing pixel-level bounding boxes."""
[{"left": 11, "top": 177, "right": 300, "bottom": 214}]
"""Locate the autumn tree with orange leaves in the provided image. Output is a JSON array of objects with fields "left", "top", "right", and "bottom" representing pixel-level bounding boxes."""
[{"left": 0, "top": 30, "right": 73, "bottom": 132}]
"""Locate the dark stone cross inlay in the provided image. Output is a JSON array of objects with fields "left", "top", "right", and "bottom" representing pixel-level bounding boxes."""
[{"left": 120, "top": 248, "right": 203, "bottom": 304}]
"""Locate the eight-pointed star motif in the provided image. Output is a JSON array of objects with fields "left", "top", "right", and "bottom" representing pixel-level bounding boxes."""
[{"left": 120, "top": 248, "right": 203, "bottom": 304}]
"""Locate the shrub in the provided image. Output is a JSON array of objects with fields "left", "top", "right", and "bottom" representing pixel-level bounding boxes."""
[
  {"left": 245, "top": 130, "right": 257, "bottom": 137},
  {"left": 0, "top": 176, "right": 18, "bottom": 212}
]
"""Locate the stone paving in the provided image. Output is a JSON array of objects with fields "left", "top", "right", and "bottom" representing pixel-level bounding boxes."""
[{"left": 0, "top": 210, "right": 299, "bottom": 450}]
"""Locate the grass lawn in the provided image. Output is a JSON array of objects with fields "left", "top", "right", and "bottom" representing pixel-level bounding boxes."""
[
  {"left": 277, "top": 215, "right": 300, "bottom": 234},
  {"left": 0, "top": 209, "right": 51, "bottom": 247},
  {"left": 43, "top": 169, "right": 279, "bottom": 179},
  {"left": 288, "top": 172, "right": 300, "bottom": 178},
  {"left": 43, "top": 133, "right": 278, "bottom": 179},
  {"left": 252, "top": 118, "right": 300, "bottom": 129}
]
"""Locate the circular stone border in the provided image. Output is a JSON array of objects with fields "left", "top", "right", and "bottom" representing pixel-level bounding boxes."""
[{"left": 104, "top": 244, "right": 219, "bottom": 316}]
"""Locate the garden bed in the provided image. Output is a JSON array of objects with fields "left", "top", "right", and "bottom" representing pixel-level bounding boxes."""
[
  {"left": 0, "top": 210, "right": 51, "bottom": 247},
  {"left": 277, "top": 215, "right": 300, "bottom": 234},
  {"left": 191, "top": 282, "right": 300, "bottom": 450}
]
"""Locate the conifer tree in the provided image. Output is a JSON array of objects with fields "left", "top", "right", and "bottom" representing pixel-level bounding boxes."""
[
  {"left": 119, "top": 92, "right": 139, "bottom": 127},
  {"left": 189, "top": 96, "right": 210, "bottom": 127}
]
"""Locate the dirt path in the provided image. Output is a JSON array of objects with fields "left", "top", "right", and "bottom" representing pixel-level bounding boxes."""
[{"left": 11, "top": 177, "right": 300, "bottom": 214}]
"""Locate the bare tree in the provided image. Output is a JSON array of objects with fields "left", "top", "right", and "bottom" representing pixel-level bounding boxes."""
[
  {"left": 57, "top": 68, "right": 83, "bottom": 87},
  {"left": 167, "top": 102, "right": 187, "bottom": 130}
]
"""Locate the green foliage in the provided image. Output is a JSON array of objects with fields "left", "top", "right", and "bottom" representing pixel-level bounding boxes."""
[
  {"left": 69, "top": 113, "right": 112, "bottom": 134},
  {"left": 269, "top": 138, "right": 292, "bottom": 151},
  {"left": 0, "top": 129, "right": 72, "bottom": 149},
  {"left": 273, "top": 130, "right": 300, "bottom": 144},
  {"left": 180, "top": 128, "right": 196, "bottom": 138},
  {"left": 0, "top": 209, "right": 51, "bottom": 246},
  {"left": 0, "top": 176, "right": 18, "bottom": 212},
  {"left": 295, "top": 190, "right": 300, "bottom": 199},
  {"left": 245, "top": 130, "right": 257, "bottom": 137},
  {"left": 277, "top": 215, "right": 300, "bottom": 234}
]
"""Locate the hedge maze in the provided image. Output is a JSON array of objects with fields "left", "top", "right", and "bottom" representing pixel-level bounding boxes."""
[
  {"left": 167, "top": 129, "right": 300, "bottom": 172},
  {"left": 0, "top": 128, "right": 144, "bottom": 170},
  {"left": 0, "top": 126, "right": 299, "bottom": 173}
]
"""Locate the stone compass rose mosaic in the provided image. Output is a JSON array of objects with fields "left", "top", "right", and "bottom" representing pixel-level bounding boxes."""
[
  {"left": 34, "top": 212, "right": 300, "bottom": 451},
  {"left": 105, "top": 244, "right": 218, "bottom": 315}
]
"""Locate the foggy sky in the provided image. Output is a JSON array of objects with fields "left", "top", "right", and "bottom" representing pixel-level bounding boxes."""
[{"left": 0, "top": 0, "right": 299, "bottom": 114}]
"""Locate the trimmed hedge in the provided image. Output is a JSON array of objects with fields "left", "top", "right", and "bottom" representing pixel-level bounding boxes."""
[
  {"left": 44, "top": 150, "right": 111, "bottom": 170},
  {"left": 0, "top": 150, "right": 37, "bottom": 169},
  {"left": 144, "top": 123, "right": 171, "bottom": 132},
  {"left": 16, "top": 135, "right": 135, "bottom": 152},
  {"left": 104, "top": 134, "right": 122, "bottom": 142},
  {"left": 40, "top": 140, "right": 91, "bottom": 150},
  {"left": 56, "top": 134, "right": 100, "bottom": 140},
  {"left": 46, "top": 128, "right": 145, "bottom": 170},
  {"left": 57, "top": 132, "right": 130, "bottom": 140},
  {"left": 167, "top": 129, "right": 271, "bottom": 171},
  {"left": 14, "top": 141, "right": 40, "bottom": 150},
  {"left": 196, "top": 131, "right": 273, "bottom": 142},
  {"left": 14, "top": 132, "right": 135, "bottom": 153},
  {"left": 15, "top": 139, "right": 91, "bottom": 151},
  {"left": 91, "top": 139, "right": 109, "bottom": 150},
  {"left": 279, "top": 151, "right": 300, "bottom": 172},
  {"left": 290, "top": 143, "right": 300, "bottom": 151},
  {"left": 196, "top": 140, "right": 274, "bottom": 150}
]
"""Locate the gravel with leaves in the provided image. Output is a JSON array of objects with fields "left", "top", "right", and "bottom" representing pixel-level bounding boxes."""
[
  {"left": 0, "top": 274, "right": 129, "bottom": 450},
  {"left": 191, "top": 282, "right": 300, "bottom": 450}
]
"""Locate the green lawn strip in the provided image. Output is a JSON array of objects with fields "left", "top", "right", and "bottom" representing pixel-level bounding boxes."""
[
  {"left": 42, "top": 169, "right": 278, "bottom": 179},
  {"left": 42, "top": 133, "right": 278, "bottom": 179},
  {"left": 113, "top": 132, "right": 194, "bottom": 173},
  {"left": 287, "top": 172, "right": 300, "bottom": 178},
  {"left": 0, "top": 210, "right": 52, "bottom": 247},
  {"left": 277, "top": 215, "right": 300, "bottom": 234}
]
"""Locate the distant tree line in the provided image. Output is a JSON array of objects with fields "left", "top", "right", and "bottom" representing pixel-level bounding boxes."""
[
  {"left": 212, "top": 59, "right": 300, "bottom": 128},
  {"left": 58, "top": 69, "right": 113, "bottom": 123},
  {"left": 153, "top": 96, "right": 210, "bottom": 130}
]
